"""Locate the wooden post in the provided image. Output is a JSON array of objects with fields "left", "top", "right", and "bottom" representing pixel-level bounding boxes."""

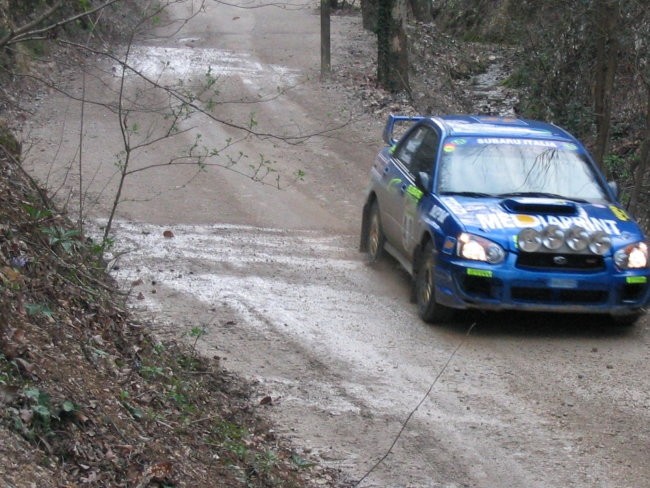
[{"left": 321, "top": 0, "right": 331, "bottom": 78}]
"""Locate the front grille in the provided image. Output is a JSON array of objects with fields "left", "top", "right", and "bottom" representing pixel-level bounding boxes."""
[
  {"left": 516, "top": 253, "right": 604, "bottom": 272},
  {"left": 511, "top": 287, "right": 608, "bottom": 304}
]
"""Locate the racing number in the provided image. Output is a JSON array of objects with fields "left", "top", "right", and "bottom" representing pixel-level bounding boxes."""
[{"left": 402, "top": 185, "right": 422, "bottom": 250}]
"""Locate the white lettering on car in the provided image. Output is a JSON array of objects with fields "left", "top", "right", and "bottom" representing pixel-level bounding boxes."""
[
  {"left": 476, "top": 138, "right": 558, "bottom": 147},
  {"left": 476, "top": 212, "right": 621, "bottom": 235},
  {"left": 430, "top": 205, "right": 450, "bottom": 223}
]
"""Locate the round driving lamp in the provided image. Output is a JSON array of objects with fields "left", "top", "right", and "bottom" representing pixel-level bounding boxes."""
[
  {"left": 565, "top": 226, "right": 589, "bottom": 251},
  {"left": 542, "top": 225, "right": 564, "bottom": 250},
  {"left": 589, "top": 231, "right": 612, "bottom": 255},
  {"left": 485, "top": 243, "right": 506, "bottom": 264},
  {"left": 518, "top": 228, "right": 541, "bottom": 252},
  {"left": 614, "top": 248, "right": 629, "bottom": 269}
]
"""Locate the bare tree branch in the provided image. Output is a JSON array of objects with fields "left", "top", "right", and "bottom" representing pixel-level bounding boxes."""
[{"left": 0, "top": 0, "right": 124, "bottom": 48}]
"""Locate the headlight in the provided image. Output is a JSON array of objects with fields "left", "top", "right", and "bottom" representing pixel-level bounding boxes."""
[
  {"left": 458, "top": 233, "right": 506, "bottom": 264},
  {"left": 614, "top": 242, "right": 648, "bottom": 270}
]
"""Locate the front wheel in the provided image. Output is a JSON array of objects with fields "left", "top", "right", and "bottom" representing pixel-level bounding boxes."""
[
  {"left": 416, "top": 242, "right": 455, "bottom": 323},
  {"left": 366, "top": 202, "right": 385, "bottom": 263},
  {"left": 610, "top": 312, "right": 642, "bottom": 327}
]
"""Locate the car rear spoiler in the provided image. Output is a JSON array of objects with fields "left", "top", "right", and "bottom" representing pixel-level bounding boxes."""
[{"left": 382, "top": 115, "right": 425, "bottom": 146}]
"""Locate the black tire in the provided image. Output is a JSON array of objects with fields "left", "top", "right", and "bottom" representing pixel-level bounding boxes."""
[
  {"left": 366, "top": 202, "right": 385, "bottom": 263},
  {"left": 610, "top": 312, "right": 642, "bottom": 327},
  {"left": 416, "top": 241, "right": 455, "bottom": 323}
]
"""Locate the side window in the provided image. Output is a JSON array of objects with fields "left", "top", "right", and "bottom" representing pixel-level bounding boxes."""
[
  {"left": 394, "top": 127, "right": 427, "bottom": 171},
  {"left": 394, "top": 126, "right": 439, "bottom": 176}
]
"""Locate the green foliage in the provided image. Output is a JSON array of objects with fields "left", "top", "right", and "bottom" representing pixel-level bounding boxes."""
[
  {"left": 252, "top": 450, "right": 278, "bottom": 476},
  {"left": 188, "top": 326, "right": 207, "bottom": 357},
  {"left": 11, "top": 387, "right": 76, "bottom": 439},
  {"left": 0, "top": 353, "right": 11, "bottom": 385},
  {"left": 604, "top": 154, "right": 632, "bottom": 181},
  {"left": 24, "top": 387, "right": 54, "bottom": 430},
  {"left": 42, "top": 226, "right": 81, "bottom": 254},
  {"left": 88, "top": 236, "right": 114, "bottom": 257},
  {"left": 167, "top": 382, "right": 189, "bottom": 408},
  {"left": 61, "top": 400, "right": 76, "bottom": 413},
  {"left": 214, "top": 419, "right": 248, "bottom": 442},
  {"left": 22, "top": 203, "right": 52, "bottom": 221},
  {"left": 290, "top": 453, "right": 314, "bottom": 469},
  {"left": 25, "top": 302, "right": 53, "bottom": 318},
  {"left": 121, "top": 400, "right": 144, "bottom": 420},
  {"left": 139, "top": 364, "right": 165, "bottom": 378}
]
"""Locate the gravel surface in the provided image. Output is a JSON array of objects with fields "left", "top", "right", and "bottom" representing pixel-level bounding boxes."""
[{"left": 21, "top": 1, "right": 650, "bottom": 487}]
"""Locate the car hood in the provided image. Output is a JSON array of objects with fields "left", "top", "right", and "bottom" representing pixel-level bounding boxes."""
[{"left": 439, "top": 195, "right": 641, "bottom": 251}]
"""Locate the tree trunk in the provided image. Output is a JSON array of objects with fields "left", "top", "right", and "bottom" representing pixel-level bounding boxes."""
[
  {"left": 409, "top": 0, "right": 432, "bottom": 22},
  {"left": 629, "top": 80, "right": 650, "bottom": 221},
  {"left": 361, "top": 0, "right": 378, "bottom": 32},
  {"left": 376, "top": 0, "right": 410, "bottom": 93},
  {"left": 321, "top": 0, "right": 331, "bottom": 78},
  {"left": 592, "top": 0, "right": 620, "bottom": 175}
]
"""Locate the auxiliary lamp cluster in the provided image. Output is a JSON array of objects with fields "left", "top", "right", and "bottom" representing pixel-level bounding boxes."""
[{"left": 517, "top": 225, "right": 648, "bottom": 270}]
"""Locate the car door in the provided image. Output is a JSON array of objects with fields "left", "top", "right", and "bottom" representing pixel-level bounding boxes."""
[
  {"left": 393, "top": 126, "right": 440, "bottom": 258},
  {"left": 383, "top": 125, "right": 439, "bottom": 257}
]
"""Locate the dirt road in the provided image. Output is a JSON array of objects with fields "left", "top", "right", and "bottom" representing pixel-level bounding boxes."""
[{"left": 23, "top": 1, "right": 649, "bottom": 487}]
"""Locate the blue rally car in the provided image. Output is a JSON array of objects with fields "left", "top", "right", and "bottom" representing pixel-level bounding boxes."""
[{"left": 360, "top": 115, "right": 649, "bottom": 325}]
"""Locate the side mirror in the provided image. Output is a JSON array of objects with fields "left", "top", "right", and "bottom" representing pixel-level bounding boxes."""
[
  {"left": 415, "top": 172, "right": 431, "bottom": 193},
  {"left": 608, "top": 180, "right": 619, "bottom": 199}
]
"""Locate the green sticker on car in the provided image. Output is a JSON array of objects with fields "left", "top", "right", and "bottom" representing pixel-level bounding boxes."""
[
  {"left": 626, "top": 276, "right": 647, "bottom": 284},
  {"left": 467, "top": 268, "right": 492, "bottom": 278}
]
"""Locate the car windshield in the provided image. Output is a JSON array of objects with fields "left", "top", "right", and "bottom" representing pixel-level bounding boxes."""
[{"left": 437, "top": 137, "right": 610, "bottom": 202}]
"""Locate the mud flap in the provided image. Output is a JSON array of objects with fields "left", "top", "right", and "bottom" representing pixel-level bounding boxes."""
[
  {"left": 359, "top": 201, "right": 371, "bottom": 252},
  {"left": 409, "top": 244, "right": 422, "bottom": 303}
]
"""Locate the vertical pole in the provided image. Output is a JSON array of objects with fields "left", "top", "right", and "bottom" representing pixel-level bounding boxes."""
[{"left": 321, "top": 0, "right": 331, "bottom": 78}]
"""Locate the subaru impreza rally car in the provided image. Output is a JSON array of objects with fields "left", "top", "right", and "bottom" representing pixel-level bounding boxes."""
[{"left": 360, "top": 115, "right": 649, "bottom": 325}]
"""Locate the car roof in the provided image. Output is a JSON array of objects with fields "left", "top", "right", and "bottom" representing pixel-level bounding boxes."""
[{"left": 430, "top": 115, "right": 576, "bottom": 142}]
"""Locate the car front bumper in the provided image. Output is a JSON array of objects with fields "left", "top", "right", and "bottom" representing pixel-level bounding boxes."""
[{"left": 434, "top": 257, "right": 650, "bottom": 316}]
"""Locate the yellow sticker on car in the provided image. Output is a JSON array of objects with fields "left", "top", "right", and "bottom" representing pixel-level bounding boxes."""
[{"left": 609, "top": 205, "right": 629, "bottom": 221}]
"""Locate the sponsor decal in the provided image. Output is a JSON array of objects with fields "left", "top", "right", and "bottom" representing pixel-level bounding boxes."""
[
  {"left": 475, "top": 211, "right": 621, "bottom": 235},
  {"left": 388, "top": 178, "right": 402, "bottom": 193},
  {"left": 443, "top": 143, "right": 456, "bottom": 153},
  {"left": 626, "top": 276, "right": 647, "bottom": 284},
  {"left": 443, "top": 237, "right": 456, "bottom": 254},
  {"left": 451, "top": 138, "right": 467, "bottom": 145},
  {"left": 441, "top": 197, "right": 466, "bottom": 215},
  {"left": 476, "top": 138, "right": 558, "bottom": 148},
  {"left": 467, "top": 268, "right": 493, "bottom": 278},
  {"left": 478, "top": 116, "right": 521, "bottom": 124},
  {"left": 406, "top": 185, "right": 423, "bottom": 201},
  {"left": 549, "top": 278, "right": 577, "bottom": 289},
  {"left": 430, "top": 205, "right": 450, "bottom": 223},
  {"left": 609, "top": 205, "right": 629, "bottom": 221}
]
